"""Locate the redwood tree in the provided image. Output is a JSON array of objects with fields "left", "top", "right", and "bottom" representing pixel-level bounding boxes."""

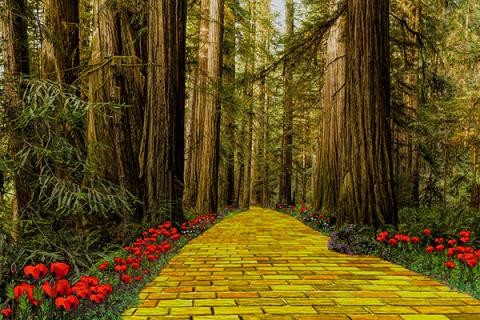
[
  {"left": 40, "top": 0, "right": 79, "bottom": 85},
  {"left": 337, "top": 0, "right": 397, "bottom": 227},
  {"left": 2, "top": 0, "right": 31, "bottom": 217},
  {"left": 279, "top": 0, "right": 294, "bottom": 205},
  {"left": 141, "top": 0, "right": 186, "bottom": 222}
]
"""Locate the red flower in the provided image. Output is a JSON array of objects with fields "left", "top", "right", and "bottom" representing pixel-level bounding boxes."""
[
  {"left": 171, "top": 233, "right": 181, "bottom": 240},
  {"left": 411, "top": 237, "right": 420, "bottom": 244},
  {"left": 121, "top": 274, "right": 132, "bottom": 284},
  {"left": 131, "top": 262, "right": 140, "bottom": 270},
  {"left": 134, "top": 275, "right": 143, "bottom": 281},
  {"left": 42, "top": 281, "right": 56, "bottom": 298},
  {"left": 89, "top": 293, "right": 106, "bottom": 304},
  {"left": 71, "top": 282, "right": 90, "bottom": 299},
  {"left": 434, "top": 237, "right": 444, "bottom": 244},
  {"left": 50, "top": 262, "right": 70, "bottom": 279},
  {"left": 55, "top": 295, "right": 79, "bottom": 311},
  {"left": 447, "top": 248, "right": 456, "bottom": 257},
  {"left": 96, "top": 284, "right": 112, "bottom": 296},
  {"left": 445, "top": 261, "right": 455, "bottom": 269},
  {"left": 447, "top": 239, "right": 457, "bottom": 246},
  {"left": 388, "top": 239, "right": 398, "bottom": 247},
  {"left": 98, "top": 261, "right": 109, "bottom": 271},
  {"left": 426, "top": 246, "right": 434, "bottom": 253},
  {"left": 460, "top": 237, "right": 470, "bottom": 243},
  {"left": 436, "top": 245, "right": 445, "bottom": 251},
  {"left": 467, "top": 259, "right": 478, "bottom": 268},
  {"left": 80, "top": 276, "right": 99, "bottom": 286},
  {"left": 114, "top": 265, "right": 128, "bottom": 273},
  {"left": 54, "top": 279, "right": 72, "bottom": 296},
  {"left": 24, "top": 263, "right": 48, "bottom": 280},
  {"left": 14, "top": 282, "right": 34, "bottom": 301},
  {"left": 423, "top": 229, "right": 431, "bottom": 236},
  {"left": 1, "top": 307, "right": 12, "bottom": 317},
  {"left": 459, "top": 230, "right": 471, "bottom": 238}
]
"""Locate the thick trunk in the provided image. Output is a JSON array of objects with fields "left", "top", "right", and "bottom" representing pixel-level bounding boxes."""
[
  {"left": 184, "top": 0, "right": 210, "bottom": 208},
  {"left": 313, "top": 0, "right": 345, "bottom": 211},
  {"left": 87, "top": 0, "right": 145, "bottom": 221},
  {"left": 338, "top": 0, "right": 397, "bottom": 227},
  {"left": 396, "top": 0, "right": 420, "bottom": 208},
  {"left": 2, "top": 0, "right": 31, "bottom": 218},
  {"left": 279, "top": 0, "right": 294, "bottom": 205},
  {"left": 141, "top": 0, "right": 186, "bottom": 223},
  {"left": 196, "top": 0, "right": 224, "bottom": 213},
  {"left": 40, "top": 0, "right": 79, "bottom": 85},
  {"left": 222, "top": 0, "right": 237, "bottom": 207}
]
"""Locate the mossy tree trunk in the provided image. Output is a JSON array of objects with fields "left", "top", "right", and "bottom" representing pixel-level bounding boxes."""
[
  {"left": 141, "top": 0, "right": 186, "bottom": 223},
  {"left": 337, "top": 0, "right": 397, "bottom": 227}
]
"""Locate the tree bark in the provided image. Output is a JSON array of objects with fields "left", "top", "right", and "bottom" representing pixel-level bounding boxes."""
[
  {"left": 184, "top": 0, "right": 210, "bottom": 208},
  {"left": 40, "top": 0, "right": 79, "bottom": 86},
  {"left": 279, "top": 0, "right": 294, "bottom": 205},
  {"left": 222, "top": 0, "right": 238, "bottom": 207},
  {"left": 313, "top": 0, "right": 345, "bottom": 211},
  {"left": 141, "top": 0, "right": 186, "bottom": 223},
  {"left": 338, "top": 0, "right": 397, "bottom": 227},
  {"left": 87, "top": 0, "right": 146, "bottom": 221},
  {"left": 2, "top": 0, "right": 31, "bottom": 219},
  {"left": 196, "top": 0, "right": 224, "bottom": 213}
]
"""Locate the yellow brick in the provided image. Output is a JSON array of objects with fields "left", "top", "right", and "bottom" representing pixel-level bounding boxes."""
[
  {"left": 170, "top": 307, "right": 213, "bottom": 316},
  {"left": 263, "top": 306, "right": 318, "bottom": 314},
  {"left": 335, "top": 298, "right": 385, "bottom": 306},
  {"left": 195, "top": 299, "right": 237, "bottom": 306},
  {"left": 214, "top": 306, "right": 263, "bottom": 315}
]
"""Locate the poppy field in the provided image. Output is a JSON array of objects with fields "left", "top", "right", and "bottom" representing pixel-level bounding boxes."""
[{"left": 0, "top": 213, "right": 222, "bottom": 320}]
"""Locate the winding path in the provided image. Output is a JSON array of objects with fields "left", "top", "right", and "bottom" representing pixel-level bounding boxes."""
[{"left": 123, "top": 207, "right": 479, "bottom": 319}]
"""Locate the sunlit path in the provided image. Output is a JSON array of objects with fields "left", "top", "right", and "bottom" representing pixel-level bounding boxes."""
[{"left": 123, "top": 207, "right": 479, "bottom": 319}]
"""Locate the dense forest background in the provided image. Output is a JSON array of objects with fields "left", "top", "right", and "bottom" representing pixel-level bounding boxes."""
[{"left": 1, "top": 0, "right": 480, "bottom": 296}]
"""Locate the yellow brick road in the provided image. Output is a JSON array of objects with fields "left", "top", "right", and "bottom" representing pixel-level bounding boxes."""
[{"left": 123, "top": 207, "right": 480, "bottom": 320}]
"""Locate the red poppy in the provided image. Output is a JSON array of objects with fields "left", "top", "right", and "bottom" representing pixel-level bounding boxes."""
[
  {"left": 436, "top": 244, "right": 445, "bottom": 251},
  {"left": 42, "top": 281, "right": 56, "bottom": 298},
  {"left": 96, "top": 284, "right": 112, "bottom": 296},
  {"left": 98, "top": 261, "right": 109, "bottom": 271},
  {"left": 434, "top": 237, "right": 444, "bottom": 244},
  {"left": 171, "top": 233, "right": 181, "bottom": 240},
  {"left": 131, "top": 262, "right": 140, "bottom": 270},
  {"left": 460, "top": 237, "right": 470, "bottom": 243},
  {"left": 80, "top": 276, "right": 99, "bottom": 286},
  {"left": 467, "top": 259, "right": 478, "bottom": 268},
  {"left": 134, "top": 275, "right": 143, "bottom": 281},
  {"left": 423, "top": 229, "right": 431, "bottom": 236},
  {"left": 24, "top": 263, "right": 48, "bottom": 280},
  {"left": 447, "top": 239, "right": 457, "bottom": 246},
  {"left": 1, "top": 307, "right": 12, "bottom": 317},
  {"left": 50, "top": 262, "right": 70, "bottom": 279},
  {"left": 426, "top": 246, "right": 434, "bottom": 253},
  {"left": 14, "top": 282, "right": 34, "bottom": 301},
  {"left": 72, "top": 282, "right": 90, "bottom": 299},
  {"left": 445, "top": 261, "right": 455, "bottom": 269},
  {"left": 388, "top": 239, "right": 398, "bottom": 247},
  {"left": 447, "top": 248, "right": 456, "bottom": 257},
  {"left": 89, "top": 293, "right": 106, "bottom": 304},
  {"left": 54, "top": 279, "right": 72, "bottom": 296},
  {"left": 55, "top": 295, "right": 79, "bottom": 311},
  {"left": 459, "top": 230, "right": 471, "bottom": 238},
  {"left": 114, "top": 265, "right": 128, "bottom": 273},
  {"left": 411, "top": 237, "right": 420, "bottom": 244},
  {"left": 121, "top": 274, "right": 131, "bottom": 284}
]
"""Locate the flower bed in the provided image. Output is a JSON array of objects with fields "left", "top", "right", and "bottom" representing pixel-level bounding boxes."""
[
  {"left": 0, "top": 211, "right": 228, "bottom": 319},
  {"left": 276, "top": 203, "right": 479, "bottom": 299}
]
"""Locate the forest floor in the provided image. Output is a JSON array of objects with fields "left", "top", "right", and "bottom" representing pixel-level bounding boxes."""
[{"left": 123, "top": 207, "right": 480, "bottom": 319}]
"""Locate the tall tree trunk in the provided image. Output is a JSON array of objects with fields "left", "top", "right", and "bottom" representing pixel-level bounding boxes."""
[
  {"left": 396, "top": 0, "right": 420, "bottom": 208},
  {"left": 141, "top": 0, "right": 186, "bottom": 223},
  {"left": 337, "top": 0, "right": 397, "bottom": 227},
  {"left": 313, "top": 0, "right": 345, "bottom": 211},
  {"left": 222, "top": 0, "right": 238, "bottom": 207},
  {"left": 196, "top": 0, "right": 224, "bottom": 212},
  {"left": 40, "top": 0, "right": 79, "bottom": 86},
  {"left": 87, "top": 0, "right": 145, "bottom": 221},
  {"left": 2, "top": 0, "right": 31, "bottom": 222},
  {"left": 279, "top": 0, "right": 294, "bottom": 205},
  {"left": 184, "top": 0, "right": 210, "bottom": 208}
]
